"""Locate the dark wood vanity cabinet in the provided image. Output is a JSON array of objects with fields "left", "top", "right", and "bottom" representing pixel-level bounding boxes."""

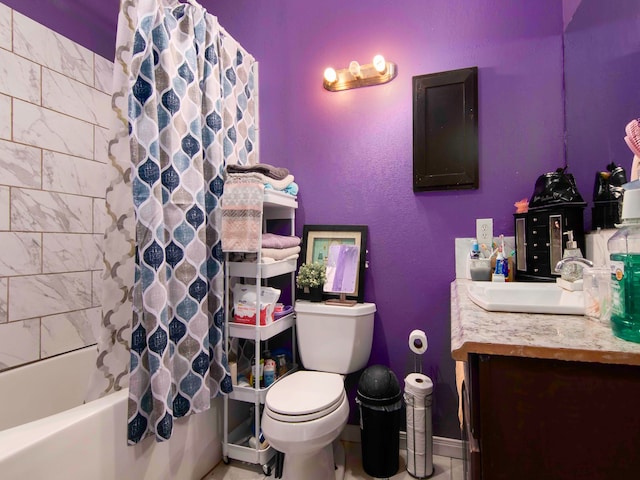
[
  {"left": 462, "top": 354, "right": 640, "bottom": 480},
  {"left": 514, "top": 206, "right": 585, "bottom": 282}
]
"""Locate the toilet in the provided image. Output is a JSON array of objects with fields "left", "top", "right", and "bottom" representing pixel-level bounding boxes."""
[{"left": 261, "top": 300, "right": 376, "bottom": 480}]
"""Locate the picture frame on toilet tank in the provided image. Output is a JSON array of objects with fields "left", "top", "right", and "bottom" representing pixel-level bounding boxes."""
[{"left": 300, "top": 224, "right": 368, "bottom": 303}]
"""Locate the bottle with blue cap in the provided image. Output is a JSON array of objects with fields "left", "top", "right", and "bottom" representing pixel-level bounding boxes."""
[{"left": 493, "top": 235, "right": 509, "bottom": 281}]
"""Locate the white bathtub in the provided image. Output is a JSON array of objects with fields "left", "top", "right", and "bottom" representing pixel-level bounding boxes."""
[{"left": 0, "top": 346, "right": 223, "bottom": 480}]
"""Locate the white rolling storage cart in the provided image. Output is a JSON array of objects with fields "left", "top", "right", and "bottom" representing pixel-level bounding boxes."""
[{"left": 222, "top": 190, "right": 298, "bottom": 475}]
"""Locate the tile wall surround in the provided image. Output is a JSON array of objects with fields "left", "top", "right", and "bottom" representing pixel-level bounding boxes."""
[{"left": 0, "top": 5, "right": 114, "bottom": 371}]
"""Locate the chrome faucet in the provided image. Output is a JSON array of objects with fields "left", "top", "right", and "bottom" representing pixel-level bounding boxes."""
[{"left": 554, "top": 256, "right": 594, "bottom": 274}]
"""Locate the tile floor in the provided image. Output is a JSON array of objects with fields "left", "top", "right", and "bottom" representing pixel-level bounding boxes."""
[{"left": 203, "top": 441, "right": 463, "bottom": 479}]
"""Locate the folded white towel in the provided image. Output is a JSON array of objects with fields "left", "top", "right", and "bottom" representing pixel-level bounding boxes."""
[
  {"left": 262, "top": 246, "right": 300, "bottom": 261},
  {"left": 262, "top": 253, "right": 299, "bottom": 264}
]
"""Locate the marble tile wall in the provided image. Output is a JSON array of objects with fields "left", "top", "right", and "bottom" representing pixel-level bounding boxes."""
[{"left": 0, "top": 5, "right": 113, "bottom": 371}]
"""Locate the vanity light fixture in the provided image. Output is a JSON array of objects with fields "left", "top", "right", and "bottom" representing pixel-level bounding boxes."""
[{"left": 323, "top": 54, "right": 397, "bottom": 92}]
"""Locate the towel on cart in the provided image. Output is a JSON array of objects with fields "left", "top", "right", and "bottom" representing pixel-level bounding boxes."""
[
  {"left": 225, "top": 163, "right": 290, "bottom": 181},
  {"left": 262, "top": 246, "right": 301, "bottom": 261},
  {"left": 225, "top": 171, "right": 294, "bottom": 191},
  {"left": 221, "top": 176, "right": 264, "bottom": 252},
  {"left": 261, "top": 233, "right": 301, "bottom": 249}
]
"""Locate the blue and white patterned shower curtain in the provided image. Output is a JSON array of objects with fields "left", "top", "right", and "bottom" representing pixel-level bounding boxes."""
[{"left": 96, "top": 0, "right": 258, "bottom": 445}]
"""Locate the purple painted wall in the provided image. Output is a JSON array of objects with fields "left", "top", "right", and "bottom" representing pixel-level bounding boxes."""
[
  {"left": 564, "top": 0, "right": 640, "bottom": 230},
  {"left": 562, "top": 0, "right": 582, "bottom": 30},
  {"left": 210, "top": 0, "right": 565, "bottom": 438}
]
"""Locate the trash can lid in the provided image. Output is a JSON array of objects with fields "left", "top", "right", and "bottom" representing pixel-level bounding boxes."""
[{"left": 356, "top": 365, "right": 402, "bottom": 406}]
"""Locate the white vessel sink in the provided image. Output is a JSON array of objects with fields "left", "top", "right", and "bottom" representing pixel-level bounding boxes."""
[{"left": 467, "top": 282, "right": 585, "bottom": 315}]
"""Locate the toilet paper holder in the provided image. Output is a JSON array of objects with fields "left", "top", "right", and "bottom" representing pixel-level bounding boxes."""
[
  {"left": 409, "top": 329, "right": 428, "bottom": 355},
  {"left": 408, "top": 329, "right": 428, "bottom": 374}
]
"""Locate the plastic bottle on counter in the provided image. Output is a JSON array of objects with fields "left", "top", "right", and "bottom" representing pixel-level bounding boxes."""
[
  {"left": 608, "top": 184, "right": 640, "bottom": 343},
  {"left": 560, "top": 231, "right": 584, "bottom": 282},
  {"left": 470, "top": 238, "right": 480, "bottom": 259},
  {"left": 493, "top": 248, "right": 509, "bottom": 281},
  {"left": 492, "top": 235, "right": 509, "bottom": 282}
]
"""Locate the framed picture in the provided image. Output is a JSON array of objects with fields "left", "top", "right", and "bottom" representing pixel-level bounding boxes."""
[
  {"left": 412, "top": 66, "right": 478, "bottom": 191},
  {"left": 300, "top": 225, "right": 368, "bottom": 303}
]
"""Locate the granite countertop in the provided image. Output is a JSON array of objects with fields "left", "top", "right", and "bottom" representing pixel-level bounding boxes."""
[{"left": 451, "top": 279, "right": 640, "bottom": 366}]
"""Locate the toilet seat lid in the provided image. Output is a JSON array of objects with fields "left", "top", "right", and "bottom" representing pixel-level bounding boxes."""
[{"left": 266, "top": 371, "right": 344, "bottom": 420}]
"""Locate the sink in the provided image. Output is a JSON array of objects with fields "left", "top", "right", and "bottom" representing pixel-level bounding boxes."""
[{"left": 467, "top": 282, "right": 585, "bottom": 315}]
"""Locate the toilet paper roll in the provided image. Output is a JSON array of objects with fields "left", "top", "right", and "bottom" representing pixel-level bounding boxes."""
[
  {"left": 405, "top": 392, "right": 430, "bottom": 405},
  {"left": 406, "top": 431, "right": 428, "bottom": 454},
  {"left": 407, "top": 448, "right": 432, "bottom": 478},
  {"left": 405, "top": 373, "right": 433, "bottom": 478},
  {"left": 404, "top": 373, "right": 433, "bottom": 399},
  {"left": 409, "top": 329, "right": 428, "bottom": 355},
  {"left": 406, "top": 407, "right": 429, "bottom": 432}
]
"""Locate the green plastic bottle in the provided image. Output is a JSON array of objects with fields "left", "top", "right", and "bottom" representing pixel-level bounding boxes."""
[{"left": 608, "top": 187, "right": 640, "bottom": 342}]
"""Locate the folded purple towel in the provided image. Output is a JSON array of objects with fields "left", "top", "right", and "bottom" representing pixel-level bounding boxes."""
[
  {"left": 261, "top": 233, "right": 301, "bottom": 249},
  {"left": 226, "top": 163, "right": 290, "bottom": 181},
  {"left": 274, "top": 305, "right": 294, "bottom": 319}
]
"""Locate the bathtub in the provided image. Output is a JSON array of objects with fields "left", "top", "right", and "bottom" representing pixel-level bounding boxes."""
[{"left": 0, "top": 346, "right": 223, "bottom": 480}]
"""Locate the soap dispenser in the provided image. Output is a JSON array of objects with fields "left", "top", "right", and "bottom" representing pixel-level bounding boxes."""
[{"left": 560, "top": 230, "right": 584, "bottom": 282}]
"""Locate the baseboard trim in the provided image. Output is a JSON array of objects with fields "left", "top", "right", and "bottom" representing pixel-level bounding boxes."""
[{"left": 341, "top": 425, "right": 463, "bottom": 460}]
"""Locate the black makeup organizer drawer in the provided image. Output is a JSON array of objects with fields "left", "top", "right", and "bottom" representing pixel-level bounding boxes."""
[{"left": 513, "top": 206, "right": 585, "bottom": 282}]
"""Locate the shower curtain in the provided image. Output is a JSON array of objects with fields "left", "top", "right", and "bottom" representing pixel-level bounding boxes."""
[{"left": 86, "top": 0, "right": 258, "bottom": 445}]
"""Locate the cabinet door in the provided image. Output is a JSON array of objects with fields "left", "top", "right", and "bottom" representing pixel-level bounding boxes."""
[{"left": 477, "top": 355, "right": 640, "bottom": 480}]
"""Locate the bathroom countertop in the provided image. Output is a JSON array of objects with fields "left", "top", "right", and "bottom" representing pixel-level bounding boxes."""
[{"left": 451, "top": 279, "right": 640, "bottom": 366}]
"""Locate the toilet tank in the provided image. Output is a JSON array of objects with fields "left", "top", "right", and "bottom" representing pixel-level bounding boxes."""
[{"left": 294, "top": 300, "right": 376, "bottom": 374}]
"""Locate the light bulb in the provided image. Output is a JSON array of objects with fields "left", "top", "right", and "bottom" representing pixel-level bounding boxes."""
[
  {"left": 373, "top": 54, "right": 386, "bottom": 74},
  {"left": 349, "top": 60, "right": 361, "bottom": 78},
  {"left": 324, "top": 67, "right": 337, "bottom": 84}
]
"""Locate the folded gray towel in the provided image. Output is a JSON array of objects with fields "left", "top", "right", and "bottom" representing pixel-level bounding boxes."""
[
  {"left": 226, "top": 163, "right": 290, "bottom": 180},
  {"left": 261, "top": 233, "right": 301, "bottom": 249}
]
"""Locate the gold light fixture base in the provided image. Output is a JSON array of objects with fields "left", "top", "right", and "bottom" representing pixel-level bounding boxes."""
[{"left": 323, "top": 61, "right": 397, "bottom": 92}]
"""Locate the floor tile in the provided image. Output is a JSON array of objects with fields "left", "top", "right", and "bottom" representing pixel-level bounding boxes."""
[
  {"left": 204, "top": 460, "right": 266, "bottom": 480},
  {"left": 451, "top": 458, "right": 464, "bottom": 480},
  {"left": 205, "top": 440, "right": 454, "bottom": 480}
]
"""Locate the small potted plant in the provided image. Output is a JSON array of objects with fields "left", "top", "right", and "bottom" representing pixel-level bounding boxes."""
[{"left": 296, "top": 262, "right": 326, "bottom": 302}]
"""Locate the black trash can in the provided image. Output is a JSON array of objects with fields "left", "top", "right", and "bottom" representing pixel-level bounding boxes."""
[{"left": 356, "top": 365, "right": 403, "bottom": 478}]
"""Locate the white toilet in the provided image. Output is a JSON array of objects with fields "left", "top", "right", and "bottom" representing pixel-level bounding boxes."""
[{"left": 261, "top": 300, "right": 376, "bottom": 480}]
